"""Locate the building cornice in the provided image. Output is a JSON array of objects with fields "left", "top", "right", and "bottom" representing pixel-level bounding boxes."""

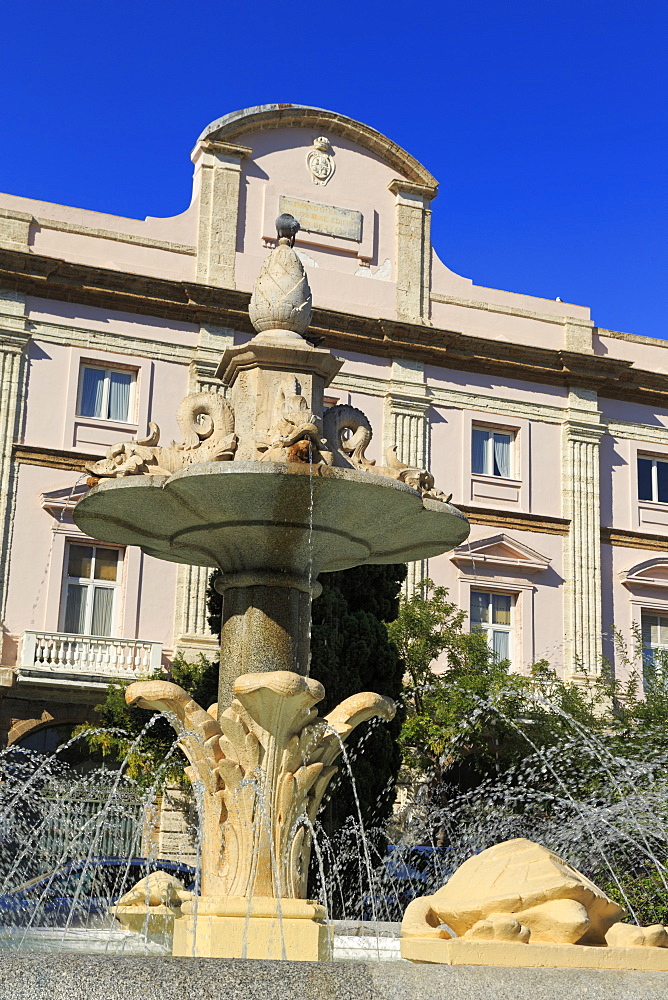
[
  {"left": 2, "top": 249, "right": 668, "bottom": 409},
  {"left": 13, "top": 444, "right": 103, "bottom": 472},
  {"left": 457, "top": 505, "right": 570, "bottom": 536},
  {"left": 601, "top": 527, "right": 668, "bottom": 552}
]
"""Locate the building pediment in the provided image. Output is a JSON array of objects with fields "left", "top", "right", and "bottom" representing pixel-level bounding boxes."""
[
  {"left": 621, "top": 557, "right": 668, "bottom": 589},
  {"left": 197, "top": 104, "right": 438, "bottom": 191},
  {"left": 451, "top": 533, "right": 551, "bottom": 575}
]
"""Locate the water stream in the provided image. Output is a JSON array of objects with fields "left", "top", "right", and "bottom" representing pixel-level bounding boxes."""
[{"left": 3, "top": 676, "right": 668, "bottom": 957}]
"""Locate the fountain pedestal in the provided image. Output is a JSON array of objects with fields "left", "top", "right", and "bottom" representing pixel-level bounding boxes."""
[{"left": 173, "top": 898, "right": 331, "bottom": 961}]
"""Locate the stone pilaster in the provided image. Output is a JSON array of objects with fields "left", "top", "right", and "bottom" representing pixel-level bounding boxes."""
[
  {"left": 192, "top": 140, "right": 251, "bottom": 289},
  {"left": 172, "top": 326, "right": 236, "bottom": 663},
  {"left": 389, "top": 180, "right": 437, "bottom": 325},
  {"left": 561, "top": 388, "right": 604, "bottom": 679},
  {"left": 0, "top": 209, "right": 31, "bottom": 252},
  {"left": 384, "top": 359, "right": 431, "bottom": 592},
  {"left": 0, "top": 291, "right": 29, "bottom": 627}
]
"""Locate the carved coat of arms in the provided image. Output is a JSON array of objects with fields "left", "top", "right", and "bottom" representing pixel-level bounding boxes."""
[{"left": 306, "top": 137, "right": 335, "bottom": 186}]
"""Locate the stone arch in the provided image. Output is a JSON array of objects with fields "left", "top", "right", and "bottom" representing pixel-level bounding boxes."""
[
  {"left": 197, "top": 104, "right": 438, "bottom": 188},
  {"left": 7, "top": 704, "right": 95, "bottom": 747}
]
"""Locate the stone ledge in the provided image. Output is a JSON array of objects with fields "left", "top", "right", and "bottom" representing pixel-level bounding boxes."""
[
  {"left": 3, "top": 954, "right": 668, "bottom": 1000},
  {"left": 402, "top": 936, "right": 668, "bottom": 972}
]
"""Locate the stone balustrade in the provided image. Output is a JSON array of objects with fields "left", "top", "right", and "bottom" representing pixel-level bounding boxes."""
[{"left": 19, "top": 631, "right": 162, "bottom": 684}]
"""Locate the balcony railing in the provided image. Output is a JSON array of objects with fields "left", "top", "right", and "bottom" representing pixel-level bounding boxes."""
[{"left": 19, "top": 631, "right": 163, "bottom": 685}]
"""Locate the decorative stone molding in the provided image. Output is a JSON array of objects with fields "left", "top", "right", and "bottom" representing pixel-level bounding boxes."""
[
  {"left": 619, "top": 557, "right": 668, "bottom": 589},
  {"left": 602, "top": 526, "right": 668, "bottom": 552},
  {"left": 451, "top": 533, "right": 551, "bottom": 575},
  {"left": 12, "top": 444, "right": 104, "bottom": 472},
  {"left": 458, "top": 505, "right": 570, "bottom": 536},
  {"left": 192, "top": 139, "right": 251, "bottom": 289},
  {"left": 173, "top": 563, "right": 218, "bottom": 662},
  {"left": 561, "top": 389, "right": 604, "bottom": 678},
  {"left": 4, "top": 247, "right": 668, "bottom": 410},
  {"left": 198, "top": 104, "right": 439, "bottom": 189}
]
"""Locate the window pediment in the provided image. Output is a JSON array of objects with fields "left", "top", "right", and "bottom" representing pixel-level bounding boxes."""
[
  {"left": 41, "top": 485, "right": 90, "bottom": 517},
  {"left": 451, "top": 533, "right": 550, "bottom": 575},
  {"left": 621, "top": 558, "right": 668, "bottom": 589}
]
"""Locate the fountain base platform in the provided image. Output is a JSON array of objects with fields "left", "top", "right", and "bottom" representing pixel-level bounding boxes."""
[
  {"left": 401, "top": 937, "right": 668, "bottom": 971},
  {"left": 6, "top": 954, "right": 668, "bottom": 1000},
  {"left": 173, "top": 897, "right": 331, "bottom": 961}
]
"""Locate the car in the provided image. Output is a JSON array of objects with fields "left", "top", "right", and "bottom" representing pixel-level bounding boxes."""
[{"left": 0, "top": 857, "right": 196, "bottom": 928}]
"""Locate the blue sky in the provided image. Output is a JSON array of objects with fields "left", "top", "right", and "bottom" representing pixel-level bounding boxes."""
[{"left": 2, "top": 1, "right": 666, "bottom": 338}]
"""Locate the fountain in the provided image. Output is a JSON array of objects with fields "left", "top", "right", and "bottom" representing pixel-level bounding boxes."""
[
  {"left": 45, "top": 220, "right": 668, "bottom": 994},
  {"left": 73, "top": 219, "right": 469, "bottom": 961}
]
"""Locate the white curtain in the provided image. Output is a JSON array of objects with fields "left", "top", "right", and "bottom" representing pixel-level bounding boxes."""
[
  {"left": 80, "top": 368, "right": 105, "bottom": 418},
  {"left": 492, "top": 629, "right": 510, "bottom": 662},
  {"left": 64, "top": 585, "right": 87, "bottom": 634},
  {"left": 472, "top": 428, "right": 487, "bottom": 475},
  {"left": 108, "top": 372, "right": 132, "bottom": 422},
  {"left": 91, "top": 587, "right": 114, "bottom": 636},
  {"left": 493, "top": 433, "right": 511, "bottom": 478}
]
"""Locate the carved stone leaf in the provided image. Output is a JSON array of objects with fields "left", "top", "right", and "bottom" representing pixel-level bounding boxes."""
[{"left": 248, "top": 242, "right": 312, "bottom": 334}]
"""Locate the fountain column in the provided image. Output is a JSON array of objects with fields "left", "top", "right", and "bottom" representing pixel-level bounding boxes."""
[
  {"left": 215, "top": 571, "right": 320, "bottom": 706},
  {"left": 213, "top": 240, "right": 342, "bottom": 707}
]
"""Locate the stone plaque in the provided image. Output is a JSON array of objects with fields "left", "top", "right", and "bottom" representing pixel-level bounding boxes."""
[{"left": 278, "top": 196, "right": 362, "bottom": 242}]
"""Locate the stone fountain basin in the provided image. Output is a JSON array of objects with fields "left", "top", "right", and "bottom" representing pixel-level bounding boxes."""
[{"left": 74, "top": 461, "right": 470, "bottom": 575}]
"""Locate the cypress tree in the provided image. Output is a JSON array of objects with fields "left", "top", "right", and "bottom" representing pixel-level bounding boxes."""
[{"left": 207, "top": 563, "right": 407, "bottom": 833}]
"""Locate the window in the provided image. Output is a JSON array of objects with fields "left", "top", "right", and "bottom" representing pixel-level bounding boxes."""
[
  {"left": 77, "top": 365, "right": 135, "bottom": 422},
  {"left": 638, "top": 456, "right": 668, "bottom": 503},
  {"left": 641, "top": 612, "right": 668, "bottom": 674},
  {"left": 471, "top": 591, "right": 512, "bottom": 662},
  {"left": 61, "top": 543, "right": 121, "bottom": 637},
  {"left": 472, "top": 426, "right": 513, "bottom": 478}
]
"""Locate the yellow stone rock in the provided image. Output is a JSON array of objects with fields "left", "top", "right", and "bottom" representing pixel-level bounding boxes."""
[{"left": 401, "top": 838, "right": 668, "bottom": 970}]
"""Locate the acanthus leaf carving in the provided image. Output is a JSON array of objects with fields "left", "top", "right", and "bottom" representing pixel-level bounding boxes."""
[{"left": 125, "top": 671, "right": 395, "bottom": 900}]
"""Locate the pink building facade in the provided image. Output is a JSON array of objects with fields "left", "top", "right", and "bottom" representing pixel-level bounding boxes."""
[{"left": 0, "top": 104, "right": 666, "bottom": 747}]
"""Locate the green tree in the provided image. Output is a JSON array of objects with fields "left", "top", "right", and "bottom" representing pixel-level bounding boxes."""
[
  {"left": 391, "top": 580, "right": 607, "bottom": 782},
  {"left": 307, "top": 563, "right": 407, "bottom": 835}
]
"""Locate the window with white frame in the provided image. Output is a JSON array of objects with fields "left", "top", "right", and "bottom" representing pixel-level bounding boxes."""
[
  {"left": 641, "top": 611, "right": 668, "bottom": 674},
  {"left": 77, "top": 365, "right": 136, "bottom": 423},
  {"left": 61, "top": 543, "right": 122, "bottom": 637},
  {"left": 470, "top": 590, "right": 513, "bottom": 662},
  {"left": 472, "top": 426, "right": 513, "bottom": 479},
  {"left": 638, "top": 455, "right": 668, "bottom": 503}
]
